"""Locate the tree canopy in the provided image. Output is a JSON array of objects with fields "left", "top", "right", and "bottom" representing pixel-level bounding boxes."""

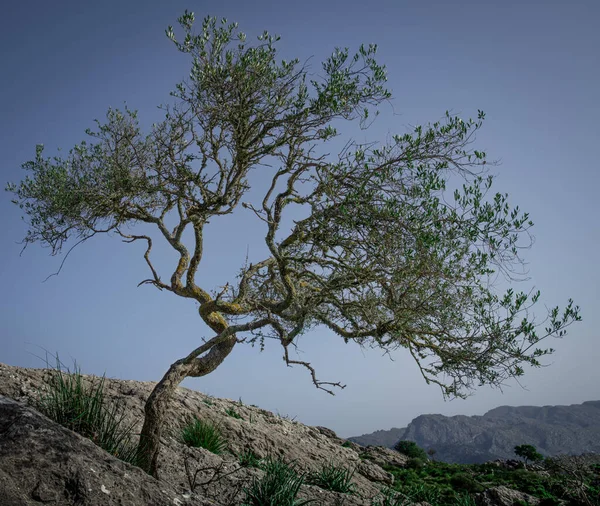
[{"left": 6, "top": 11, "right": 581, "bottom": 475}]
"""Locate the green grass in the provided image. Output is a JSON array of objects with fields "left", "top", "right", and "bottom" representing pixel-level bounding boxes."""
[
  {"left": 370, "top": 487, "right": 411, "bottom": 506},
  {"left": 241, "top": 455, "right": 316, "bottom": 506},
  {"left": 33, "top": 354, "right": 145, "bottom": 466},
  {"left": 179, "top": 416, "right": 228, "bottom": 455},
  {"left": 225, "top": 407, "right": 244, "bottom": 420},
  {"left": 306, "top": 460, "right": 357, "bottom": 494},
  {"left": 239, "top": 449, "right": 263, "bottom": 468}
]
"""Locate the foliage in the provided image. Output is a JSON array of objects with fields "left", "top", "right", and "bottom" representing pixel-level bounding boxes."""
[
  {"left": 306, "top": 460, "right": 357, "bottom": 494},
  {"left": 406, "top": 457, "right": 427, "bottom": 470},
  {"left": 242, "top": 455, "right": 316, "bottom": 506},
  {"left": 34, "top": 353, "right": 144, "bottom": 466},
  {"left": 5, "top": 10, "right": 582, "bottom": 404},
  {"left": 449, "top": 473, "right": 485, "bottom": 493},
  {"left": 7, "top": 8, "right": 582, "bottom": 476},
  {"left": 393, "top": 440, "right": 428, "bottom": 460},
  {"left": 179, "top": 416, "right": 228, "bottom": 454},
  {"left": 515, "top": 444, "right": 545, "bottom": 465},
  {"left": 398, "top": 482, "right": 443, "bottom": 504},
  {"left": 225, "top": 407, "right": 243, "bottom": 420},
  {"left": 238, "top": 449, "right": 262, "bottom": 468},
  {"left": 370, "top": 487, "right": 410, "bottom": 506}
]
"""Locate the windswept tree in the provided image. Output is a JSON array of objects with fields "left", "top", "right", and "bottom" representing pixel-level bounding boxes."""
[
  {"left": 514, "top": 444, "right": 545, "bottom": 468},
  {"left": 6, "top": 12, "right": 581, "bottom": 477}
]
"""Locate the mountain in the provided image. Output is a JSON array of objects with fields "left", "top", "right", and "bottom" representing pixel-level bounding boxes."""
[
  {"left": 347, "top": 427, "right": 407, "bottom": 449},
  {"left": 348, "top": 400, "right": 600, "bottom": 464}
]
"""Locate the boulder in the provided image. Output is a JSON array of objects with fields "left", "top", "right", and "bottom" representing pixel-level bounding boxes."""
[{"left": 0, "top": 395, "right": 215, "bottom": 506}]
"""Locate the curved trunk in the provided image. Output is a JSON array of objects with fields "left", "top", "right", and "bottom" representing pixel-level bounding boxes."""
[
  {"left": 137, "top": 359, "right": 191, "bottom": 476},
  {"left": 137, "top": 333, "right": 236, "bottom": 477}
]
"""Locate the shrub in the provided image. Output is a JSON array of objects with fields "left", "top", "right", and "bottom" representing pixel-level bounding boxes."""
[
  {"left": 449, "top": 473, "right": 485, "bottom": 493},
  {"left": 179, "top": 416, "right": 228, "bottom": 454},
  {"left": 406, "top": 457, "right": 427, "bottom": 470},
  {"left": 393, "top": 440, "right": 428, "bottom": 460}
]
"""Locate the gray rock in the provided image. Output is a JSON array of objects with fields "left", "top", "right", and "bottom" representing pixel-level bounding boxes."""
[
  {"left": 0, "top": 395, "right": 216, "bottom": 506},
  {"left": 349, "top": 401, "right": 600, "bottom": 464},
  {"left": 0, "top": 363, "right": 405, "bottom": 506},
  {"left": 473, "top": 485, "right": 543, "bottom": 506},
  {"left": 0, "top": 362, "right": 588, "bottom": 506}
]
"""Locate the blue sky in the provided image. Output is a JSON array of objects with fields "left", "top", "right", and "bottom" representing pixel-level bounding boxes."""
[{"left": 1, "top": 0, "right": 598, "bottom": 439}]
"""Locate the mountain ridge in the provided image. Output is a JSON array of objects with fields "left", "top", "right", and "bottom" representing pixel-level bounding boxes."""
[{"left": 348, "top": 400, "right": 600, "bottom": 464}]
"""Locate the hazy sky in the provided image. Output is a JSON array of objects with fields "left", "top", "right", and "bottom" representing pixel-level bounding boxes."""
[{"left": 1, "top": 0, "right": 598, "bottom": 439}]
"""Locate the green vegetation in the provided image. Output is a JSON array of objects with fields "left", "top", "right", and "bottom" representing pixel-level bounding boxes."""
[
  {"left": 7, "top": 8, "right": 582, "bottom": 478},
  {"left": 238, "top": 449, "right": 263, "bottom": 468},
  {"left": 179, "top": 416, "right": 228, "bottom": 455},
  {"left": 394, "top": 440, "right": 429, "bottom": 460},
  {"left": 515, "top": 444, "right": 545, "bottom": 466},
  {"left": 28, "top": 358, "right": 600, "bottom": 504},
  {"left": 241, "top": 455, "right": 316, "bottom": 506},
  {"left": 225, "top": 407, "right": 244, "bottom": 420},
  {"left": 306, "top": 460, "right": 357, "bottom": 494},
  {"left": 33, "top": 354, "right": 144, "bottom": 466},
  {"left": 381, "top": 456, "right": 600, "bottom": 505}
]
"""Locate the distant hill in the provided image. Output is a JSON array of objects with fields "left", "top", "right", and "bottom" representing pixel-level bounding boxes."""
[
  {"left": 347, "top": 427, "right": 407, "bottom": 449},
  {"left": 347, "top": 400, "right": 600, "bottom": 464}
]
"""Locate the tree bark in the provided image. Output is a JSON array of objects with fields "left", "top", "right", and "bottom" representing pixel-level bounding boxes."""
[
  {"left": 137, "top": 359, "right": 191, "bottom": 477},
  {"left": 137, "top": 324, "right": 236, "bottom": 477}
]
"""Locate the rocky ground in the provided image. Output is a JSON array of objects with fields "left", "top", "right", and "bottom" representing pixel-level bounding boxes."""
[{"left": 0, "top": 362, "right": 597, "bottom": 506}]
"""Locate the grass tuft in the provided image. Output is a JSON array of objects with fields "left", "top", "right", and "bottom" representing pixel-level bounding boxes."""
[
  {"left": 241, "top": 454, "right": 316, "bottom": 506},
  {"left": 33, "top": 353, "right": 144, "bottom": 466},
  {"left": 179, "top": 415, "right": 228, "bottom": 455},
  {"left": 306, "top": 460, "right": 357, "bottom": 494}
]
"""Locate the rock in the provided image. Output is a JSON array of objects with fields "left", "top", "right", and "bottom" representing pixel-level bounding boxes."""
[
  {"left": 473, "top": 485, "right": 542, "bottom": 506},
  {"left": 0, "top": 395, "right": 216, "bottom": 506},
  {"left": 0, "top": 363, "right": 413, "bottom": 506},
  {"left": 360, "top": 445, "right": 409, "bottom": 470},
  {"left": 349, "top": 401, "right": 600, "bottom": 465}
]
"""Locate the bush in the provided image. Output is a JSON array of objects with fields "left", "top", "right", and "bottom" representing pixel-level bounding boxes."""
[
  {"left": 394, "top": 440, "right": 428, "bottom": 460},
  {"left": 449, "top": 473, "right": 485, "bottom": 493},
  {"left": 406, "top": 457, "right": 427, "bottom": 470}
]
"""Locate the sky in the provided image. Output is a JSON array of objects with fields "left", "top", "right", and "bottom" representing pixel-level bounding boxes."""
[{"left": 1, "top": 0, "right": 598, "bottom": 439}]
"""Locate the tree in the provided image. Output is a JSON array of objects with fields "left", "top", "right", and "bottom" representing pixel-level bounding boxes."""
[
  {"left": 6, "top": 11, "right": 581, "bottom": 477},
  {"left": 514, "top": 444, "right": 544, "bottom": 467},
  {"left": 427, "top": 448, "right": 437, "bottom": 461},
  {"left": 394, "top": 440, "right": 428, "bottom": 460}
]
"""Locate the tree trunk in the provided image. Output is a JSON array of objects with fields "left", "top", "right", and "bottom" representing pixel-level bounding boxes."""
[
  {"left": 137, "top": 359, "right": 191, "bottom": 477},
  {"left": 137, "top": 328, "right": 237, "bottom": 477}
]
